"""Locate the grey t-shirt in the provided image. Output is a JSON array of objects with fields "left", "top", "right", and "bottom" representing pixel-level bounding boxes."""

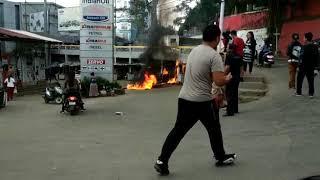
[{"left": 178, "top": 44, "right": 224, "bottom": 102}]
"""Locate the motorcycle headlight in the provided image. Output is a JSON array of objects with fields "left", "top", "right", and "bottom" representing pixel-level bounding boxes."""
[
  {"left": 46, "top": 90, "right": 51, "bottom": 96},
  {"left": 54, "top": 87, "right": 63, "bottom": 94},
  {"left": 266, "top": 55, "right": 274, "bottom": 59}
]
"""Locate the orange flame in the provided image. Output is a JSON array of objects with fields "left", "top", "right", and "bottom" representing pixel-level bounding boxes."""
[
  {"left": 167, "top": 77, "right": 177, "bottom": 84},
  {"left": 127, "top": 73, "right": 158, "bottom": 90},
  {"left": 167, "top": 60, "right": 181, "bottom": 84},
  {"left": 162, "top": 68, "right": 169, "bottom": 75}
]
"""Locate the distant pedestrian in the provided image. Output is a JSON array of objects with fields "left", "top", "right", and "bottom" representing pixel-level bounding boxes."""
[
  {"left": 89, "top": 72, "right": 99, "bottom": 97},
  {"left": 4, "top": 74, "right": 15, "bottom": 101},
  {"left": 296, "top": 32, "right": 319, "bottom": 97},
  {"left": 287, "top": 33, "right": 302, "bottom": 89},
  {"left": 154, "top": 25, "right": 236, "bottom": 176},
  {"left": 224, "top": 44, "right": 242, "bottom": 116},
  {"left": 243, "top": 31, "right": 256, "bottom": 74}
]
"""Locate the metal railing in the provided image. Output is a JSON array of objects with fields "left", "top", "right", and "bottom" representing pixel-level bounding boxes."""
[
  {"left": 51, "top": 45, "right": 194, "bottom": 51},
  {"left": 51, "top": 45, "right": 194, "bottom": 59}
]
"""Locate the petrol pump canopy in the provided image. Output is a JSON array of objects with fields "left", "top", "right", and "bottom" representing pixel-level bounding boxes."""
[{"left": 0, "top": 27, "right": 62, "bottom": 43}]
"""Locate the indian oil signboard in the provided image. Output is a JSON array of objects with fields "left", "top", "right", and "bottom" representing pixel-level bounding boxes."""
[{"left": 80, "top": 0, "right": 114, "bottom": 81}]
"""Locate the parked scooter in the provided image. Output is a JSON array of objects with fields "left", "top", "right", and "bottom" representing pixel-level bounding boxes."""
[
  {"left": 259, "top": 42, "right": 275, "bottom": 68},
  {"left": 262, "top": 51, "right": 275, "bottom": 68},
  {"left": 43, "top": 82, "right": 63, "bottom": 104}
]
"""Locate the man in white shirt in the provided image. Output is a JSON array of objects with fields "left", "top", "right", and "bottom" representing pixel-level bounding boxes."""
[{"left": 154, "top": 25, "right": 236, "bottom": 176}]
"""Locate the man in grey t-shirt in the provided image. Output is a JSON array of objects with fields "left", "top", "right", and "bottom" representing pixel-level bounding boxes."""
[
  {"left": 179, "top": 44, "right": 225, "bottom": 102},
  {"left": 154, "top": 25, "right": 236, "bottom": 176}
]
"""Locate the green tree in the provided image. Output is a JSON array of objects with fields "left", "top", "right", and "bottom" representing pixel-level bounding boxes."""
[
  {"left": 175, "top": 0, "right": 220, "bottom": 35},
  {"left": 129, "top": 0, "right": 151, "bottom": 43}
]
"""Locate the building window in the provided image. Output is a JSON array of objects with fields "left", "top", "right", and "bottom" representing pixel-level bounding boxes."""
[
  {"left": 0, "top": 3, "right": 4, "bottom": 27},
  {"left": 15, "top": 5, "right": 21, "bottom": 30}
]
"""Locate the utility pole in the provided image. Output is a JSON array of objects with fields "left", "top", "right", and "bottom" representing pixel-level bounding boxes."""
[
  {"left": 273, "top": 28, "right": 280, "bottom": 56},
  {"left": 43, "top": 0, "right": 49, "bottom": 70},
  {"left": 219, "top": 0, "right": 225, "bottom": 33},
  {"left": 112, "top": 0, "right": 116, "bottom": 81},
  {"left": 24, "top": 0, "right": 27, "bottom": 31},
  {"left": 44, "top": 0, "right": 48, "bottom": 34},
  {"left": 218, "top": 0, "right": 225, "bottom": 53}
]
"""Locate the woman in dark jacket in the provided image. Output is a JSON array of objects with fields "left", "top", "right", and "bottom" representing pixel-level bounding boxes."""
[{"left": 243, "top": 31, "right": 256, "bottom": 74}]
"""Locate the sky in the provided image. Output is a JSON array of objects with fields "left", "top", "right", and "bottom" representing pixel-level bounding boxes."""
[{"left": 9, "top": 0, "right": 80, "bottom": 7}]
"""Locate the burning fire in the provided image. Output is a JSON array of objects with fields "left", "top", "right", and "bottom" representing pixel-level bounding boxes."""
[
  {"left": 167, "top": 60, "right": 181, "bottom": 84},
  {"left": 162, "top": 68, "right": 169, "bottom": 75},
  {"left": 127, "top": 73, "right": 158, "bottom": 90},
  {"left": 167, "top": 77, "right": 177, "bottom": 84},
  {"left": 162, "top": 67, "right": 177, "bottom": 84},
  {"left": 127, "top": 60, "right": 183, "bottom": 90}
]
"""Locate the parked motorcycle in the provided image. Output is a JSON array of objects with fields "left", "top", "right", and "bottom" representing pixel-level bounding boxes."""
[
  {"left": 43, "top": 83, "right": 63, "bottom": 104},
  {"left": 0, "top": 73, "right": 7, "bottom": 108},
  {"left": 0, "top": 87, "right": 7, "bottom": 108}
]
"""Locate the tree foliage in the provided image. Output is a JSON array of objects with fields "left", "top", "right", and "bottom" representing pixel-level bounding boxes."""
[
  {"left": 175, "top": 0, "right": 220, "bottom": 35},
  {"left": 128, "top": 0, "right": 151, "bottom": 43}
]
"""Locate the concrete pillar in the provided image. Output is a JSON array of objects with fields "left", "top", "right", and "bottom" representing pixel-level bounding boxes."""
[
  {"left": 45, "top": 43, "right": 49, "bottom": 67},
  {"left": 129, "top": 56, "right": 132, "bottom": 73},
  {"left": 65, "top": 54, "right": 69, "bottom": 64}
]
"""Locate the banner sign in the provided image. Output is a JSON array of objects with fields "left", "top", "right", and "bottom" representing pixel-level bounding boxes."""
[
  {"left": 80, "top": 0, "right": 114, "bottom": 81},
  {"left": 237, "top": 28, "right": 268, "bottom": 53},
  {"left": 58, "top": 7, "right": 81, "bottom": 31},
  {"left": 30, "top": 12, "right": 44, "bottom": 32}
]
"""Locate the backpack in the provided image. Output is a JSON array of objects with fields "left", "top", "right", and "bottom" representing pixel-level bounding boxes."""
[{"left": 292, "top": 45, "right": 302, "bottom": 60}]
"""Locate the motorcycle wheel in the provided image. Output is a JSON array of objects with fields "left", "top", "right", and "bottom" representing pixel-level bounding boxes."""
[
  {"left": 1, "top": 92, "right": 7, "bottom": 107},
  {"left": 44, "top": 98, "right": 49, "bottom": 104},
  {"left": 55, "top": 97, "right": 63, "bottom": 104}
]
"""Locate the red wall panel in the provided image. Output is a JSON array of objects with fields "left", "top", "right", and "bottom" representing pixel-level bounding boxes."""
[
  {"left": 223, "top": 10, "right": 268, "bottom": 31},
  {"left": 279, "top": 19, "right": 320, "bottom": 56}
]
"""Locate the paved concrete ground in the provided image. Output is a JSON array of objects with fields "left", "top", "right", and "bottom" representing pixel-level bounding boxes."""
[{"left": 1, "top": 62, "right": 320, "bottom": 180}]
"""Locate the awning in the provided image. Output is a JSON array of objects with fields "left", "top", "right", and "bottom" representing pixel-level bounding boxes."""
[{"left": 0, "top": 27, "right": 62, "bottom": 43}]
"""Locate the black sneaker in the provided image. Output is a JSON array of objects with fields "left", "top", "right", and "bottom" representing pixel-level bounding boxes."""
[
  {"left": 215, "top": 154, "right": 236, "bottom": 166},
  {"left": 154, "top": 160, "right": 169, "bottom": 176}
]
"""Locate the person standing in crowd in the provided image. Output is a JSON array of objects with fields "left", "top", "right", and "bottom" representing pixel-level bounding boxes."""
[
  {"left": 154, "top": 25, "right": 236, "bottom": 176},
  {"left": 243, "top": 31, "right": 257, "bottom": 74},
  {"left": 89, "top": 72, "right": 99, "bottom": 97},
  {"left": 296, "top": 32, "right": 319, "bottom": 97},
  {"left": 231, "top": 30, "right": 245, "bottom": 58},
  {"left": 222, "top": 31, "right": 232, "bottom": 53},
  {"left": 231, "top": 30, "right": 245, "bottom": 81},
  {"left": 287, "top": 33, "right": 302, "bottom": 89},
  {"left": 224, "top": 44, "right": 242, "bottom": 116},
  {"left": 4, "top": 74, "right": 15, "bottom": 101}
]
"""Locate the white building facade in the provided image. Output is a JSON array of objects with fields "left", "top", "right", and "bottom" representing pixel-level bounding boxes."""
[{"left": 116, "top": 0, "right": 132, "bottom": 41}]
